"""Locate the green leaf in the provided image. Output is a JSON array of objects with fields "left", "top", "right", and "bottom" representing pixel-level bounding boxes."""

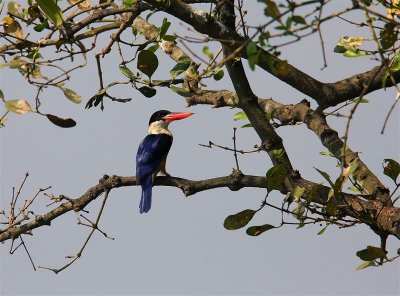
[
  {"left": 123, "top": 0, "right": 138, "bottom": 7},
  {"left": 170, "top": 85, "right": 192, "bottom": 97},
  {"left": 147, "top": 44, "right": 159, "bottom": 53},
  {"left": 352, "top": 98, "right": 369, "bottom": 103},
  {"left": 333, "top": 45, "right": 346, "bottom": 53},
  {"left": 325, "top": 204, "right": 337, "bottom": 216},
  {"left": 162, "top": 35, "right": 177, "bottom": 42},
  {"left": 223, "top": 209, "right": 256, "bottom": 230},
  {"left": 7, "top": 2, "right": 24, "bottom": 18},
  {"left": 137, "top": 50, "right": 158, "bottom": 78},
  {"left": 35, "top": 0, "right": 63, "bottom": 27},
  {"left": 343, "top": 50, "right": 365, "bottom": 58},
  {"left": 170, "top": 58, "right": 191, "bottom": 79},
  {"left": 233, "top": 111, "right": 248, "bottom": 121},
  {"left": 62, "top": 88, "right": 81, "bottom": 104},
  {"left": 292, "top": 186, "right": 305, "bottom": 202},
  {"left": 306, "top": 184, "right": 319, "bottom": 206},
  {"left": 317, "top": 224, "right": 329, "bottom": 235},
  {"left": 213, "top": 69, "right": 224, "bottom": 81},
  {"left": 292, "top": 15, "right": 306, "bottom": 25},
  {"left": 138, "top": 86, "right": 156, "bottom": 98},
  {"left": 202, "top": 46, "right": 214, "bottom": 59},
  {"left": 380, "top": 23, "right": 397, "bottom": 50},
  {"left": 246, "top": 42, "right": 259, "bottom": 70},
  {"left": 356, "top": 246, "right": 386, "bottom": 261},
  {"left": 292, "top": 201, "right": 305, "bottom": 220},
  {"left": 315, "top": 168, "right": 335, "bottom": 188},
  {"left": 246, "top": 224, "right": 276, "bottom": 236},
  {"left": 263, "top": 0, "right": 281, "bottom": 20},
  {"left": 348, "top": 185, "right": 361, "bottom": 193},
  {"left": 319, "top": 151, "right": 333, "bottom": 157},
  {"left": 266, "top": 163, "right": 289, "bottom": 192},
  {"left": 241, "top": 123, "right": 253, "bottom": 128},
  {"left": 159, "top": 18, "right": 171, "bottom": 39},
  {"left": 0, "top": 116, "right": 7, "bottom": 126},
  {"left": 356, "top": 260, "right": 376, "bottom": 271},
  {"left": 383, "top": 159, "right": 400, "bottom": 183},
  {"left": 5, "top": 100, "right": 32, "bottom": 114},
  {"left": 46, "top": 114, "right": 76, "bottom": 128},
  {"left": 119, "top": 65, "right": 135, "bottom": 80}
]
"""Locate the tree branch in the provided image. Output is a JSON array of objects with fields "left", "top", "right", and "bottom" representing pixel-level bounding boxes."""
[
  {"left": 1, "top": 172, "right": 399, "bottom": 243},
  {"left": 143, "top": 0, "right": 400, "bottom": 109}
]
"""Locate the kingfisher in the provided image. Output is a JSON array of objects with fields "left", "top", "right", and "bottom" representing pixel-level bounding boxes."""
[{"left": 136, "top": 110, "right": 194, "bottom": 213}]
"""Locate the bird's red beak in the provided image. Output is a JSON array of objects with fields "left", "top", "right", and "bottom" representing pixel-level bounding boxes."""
[{"left": 163, "top": 112, "right": 194, "bottom": 121}]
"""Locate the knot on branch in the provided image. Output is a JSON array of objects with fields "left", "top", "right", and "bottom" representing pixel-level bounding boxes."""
[{"left": 228, "top": 169, "right": 244, "bottom": 191}]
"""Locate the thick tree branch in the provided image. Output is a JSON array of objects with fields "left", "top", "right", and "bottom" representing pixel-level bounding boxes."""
[
  {"left": 143, "top": 0, "right": 400, "bottom": 109},
  {"left": 185, "top": 89, "right": 391, "bottom": 204},
  {"left": 1, "top": 172, "right": 399, "bottom": 243}
]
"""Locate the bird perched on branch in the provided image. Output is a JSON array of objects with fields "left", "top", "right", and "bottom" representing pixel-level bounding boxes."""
[{"left": 136, "top": 110, "right": 194, "bottom": 213}]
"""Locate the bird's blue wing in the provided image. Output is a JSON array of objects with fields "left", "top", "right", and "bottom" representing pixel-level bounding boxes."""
[{"left": 136, "top": 134, "right": 173, "bottom": 182}]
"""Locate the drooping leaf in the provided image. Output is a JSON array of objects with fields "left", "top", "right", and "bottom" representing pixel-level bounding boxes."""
[
  {"left": 380, "top": 23, "right": 397, "bottom": 50},
  {"left": 223, "top": 209, "right": 256, "bottom": 230},
  {"left": 46, "top": 114, "right": 76, "bottom": 128},
  {"left": 170, "top": 57, "right": 191, "bottom": 79},
  {"left": 62, "top": 88, "right": 82, "bottom": 104},
  {"left": 315, "top": 168, "right": 335, "bottom": 188},
  {"left": 306, "top": 184, "right": 319, "bottom": 206},
  {"left": 170, "top": 85, "right": 192, "bottom": 97},
  {"left": 356, "top": 260, "right": 376, "bottom": 271},
  {"left": 119, "top": 65, "right": 135, "bottom": 80},
  {"left": 246, "top": 224, "right": 276, "bottom": 236},
  {"left": 246, "top": 41, "right": 259, "bottom": 71},
  {"left": 383, "top": 159, "right": 400, "bottom": 183},
  {"left": 356, "top": 246, "right": 386, "bottom": 261},
  {"left": 317, "top": 224, "right": 329, "bottom": 235},
  {"left": 266, "top": 163, "right": 289, "bottom": 192},
  {"left": 292, "top": 201, "right": 306, "bottom": 220},
  {"left": 292, "top": 186, "right": 305, "bottom": 202},
  {"left": 138, "top": 86, "right": 156, "bottom": 98},
  {"left": 5, "top": 100, "right": 32, "bottom": 114},
  {"left": 35, "top": 0, "right": 64, "bottom": 27},
  {"left": 137, "top": 50, "right": 158, "bottom": 78}
]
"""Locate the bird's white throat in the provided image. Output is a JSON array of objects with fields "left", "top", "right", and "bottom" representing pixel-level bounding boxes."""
[{"left": 148, "top": 120, "right": 172, "bottom": 136}]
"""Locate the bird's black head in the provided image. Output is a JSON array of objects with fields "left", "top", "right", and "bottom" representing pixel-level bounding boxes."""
[{"left": 148, "top": 110, "right": 171, "bottom": 125}]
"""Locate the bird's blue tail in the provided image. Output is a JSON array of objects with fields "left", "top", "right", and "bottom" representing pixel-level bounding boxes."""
[{"left": 139, "top": 176, "right": 152, "bottom": 214}]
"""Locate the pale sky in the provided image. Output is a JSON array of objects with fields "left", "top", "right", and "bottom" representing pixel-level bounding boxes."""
[{"left": 1, "top": 1, "right": 399, "bottom": 295}]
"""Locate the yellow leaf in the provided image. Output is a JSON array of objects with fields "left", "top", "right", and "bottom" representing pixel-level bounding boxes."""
[
  {"left": 5, "top": 100, "right": 32, "bottom": 114},
  {"left": 67, "top": 0, "right": 91, "bottom": 9},
  {"left": 387, "top": 0, "right": 400, "bottom": 19},
  {"left": 1, "top": 16, "right": 23, "bottom": 39}
]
